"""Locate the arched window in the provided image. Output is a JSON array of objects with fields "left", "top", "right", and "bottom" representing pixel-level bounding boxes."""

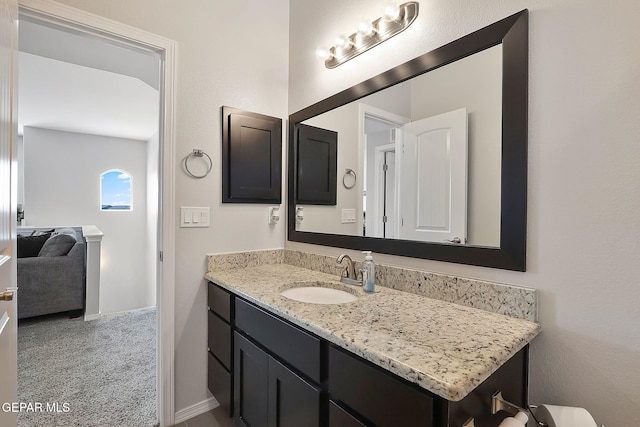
[{"left": 100, "top": 170, "right": 132, "bottom": 211}]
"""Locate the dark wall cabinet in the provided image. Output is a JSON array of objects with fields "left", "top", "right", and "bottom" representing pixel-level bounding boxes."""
[
  {"left": 221, "top": 106, "right": 282, "bottom": 204},
  {"left": 295, "top": 123, "right": 338, "bottom": 205},
  {"left": 208, "top": 281, "right": 528, "bottom": 427}
]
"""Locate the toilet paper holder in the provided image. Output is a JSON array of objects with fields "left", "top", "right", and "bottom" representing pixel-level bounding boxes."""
[
  {"left": 462, "top": 391, "right": 546, "bottom": 427},
  {"left": 462, "top": 392, "right": 605, "bottom": 427},
  {"left": 492, "top": 391, "right": 547, "bottom": 426}
]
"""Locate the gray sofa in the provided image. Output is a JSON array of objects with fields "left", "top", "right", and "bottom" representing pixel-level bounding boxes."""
[{"left": 17, "top": 227, "right": 86, "bottom": 319}]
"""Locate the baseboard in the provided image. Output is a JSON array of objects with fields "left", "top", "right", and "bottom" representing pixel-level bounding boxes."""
[
  {"left": 174, "top": 397, "right": 220, "bottom": 424},
  {"left": 83, "top": 313, "right": 102, "bottom": 321}
]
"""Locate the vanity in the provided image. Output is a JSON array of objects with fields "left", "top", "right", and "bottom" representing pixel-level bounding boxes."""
[
  {"left": 206, "top": 8, "right": 536, "bottom": 427},
  {"left": 205, "top": 257, "right": 540, "bottom": 427}
]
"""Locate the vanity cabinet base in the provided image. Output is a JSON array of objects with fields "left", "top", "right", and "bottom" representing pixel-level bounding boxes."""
[{"left": 207, "top": 281, "right": 529, "bottom": 427}]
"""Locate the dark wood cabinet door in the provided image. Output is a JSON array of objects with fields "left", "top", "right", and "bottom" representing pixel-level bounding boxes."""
[
  {"left": 222, "top": 106, "right": 282, "bottom": 204},
  {"left": 329, "top": 400, "right": 367, "bottom": 427},
  {"left": 234, "top": 332, "right": 269, "bottom": 427},
  {"left": 268, "top": 357, "right": 321, "bottom": 427},
  {"left": 295, "top": 123, "right": 337, "bottom": 205}
]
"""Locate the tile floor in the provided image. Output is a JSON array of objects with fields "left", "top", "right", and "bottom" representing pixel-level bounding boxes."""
[{"left": 175, "top": 406, "right": 235, "bottom": 427}]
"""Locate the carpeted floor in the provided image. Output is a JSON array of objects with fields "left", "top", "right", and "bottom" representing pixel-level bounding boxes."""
[{"left": 17, "top": 307, "right": 157, "bottom": 427}]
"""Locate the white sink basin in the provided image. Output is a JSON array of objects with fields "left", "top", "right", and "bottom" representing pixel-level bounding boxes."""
[{"left": 280, "top": 283, "right": 358, "bottom": 305}]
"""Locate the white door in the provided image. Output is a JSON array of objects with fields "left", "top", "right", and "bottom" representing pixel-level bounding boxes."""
[
  {"left": 0, "top": 0, "right": 19, "bottom": 425},
  {"left": 398, "top": 108, "right": 468, "bottom": 243}
]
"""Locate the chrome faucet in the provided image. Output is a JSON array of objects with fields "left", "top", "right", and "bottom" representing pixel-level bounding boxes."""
[{"left": 336, "top": 254, "right": 361, "bottom": 285}]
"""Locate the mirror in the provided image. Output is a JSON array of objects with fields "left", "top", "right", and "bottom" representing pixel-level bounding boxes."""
[{"left": 288, "top": 10, "right": 528, "bottom": 271}]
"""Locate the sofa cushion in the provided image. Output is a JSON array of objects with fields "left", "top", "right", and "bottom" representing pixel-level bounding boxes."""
[
  {"left": 17, "top": 233, "right": 52, "bottom": 258},
  {"left": 38, "top": 234, "right": 77, "bottom": 257}
]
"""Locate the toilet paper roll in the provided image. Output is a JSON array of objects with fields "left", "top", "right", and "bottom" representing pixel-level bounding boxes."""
[
  {"left": 498, "top": 411, "right": 529, "bottom": 427},
  {"left": 534, "top": 404, "right": 597, "bottom": 427}
]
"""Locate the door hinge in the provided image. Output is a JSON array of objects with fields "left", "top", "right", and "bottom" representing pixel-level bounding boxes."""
[
  {"left": 159, "top": 251, "right": 164, "bottom": 262},
  {"left": 382, "top": 216, "right": 388, "bottom": 223},
  {"left": 383, "top": 164, "right": 389, "bottom": 172}
]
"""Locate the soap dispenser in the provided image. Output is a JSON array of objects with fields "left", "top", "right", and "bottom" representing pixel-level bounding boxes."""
[{"left": 361, "top": 251, "right": 375, "bottom": 293}]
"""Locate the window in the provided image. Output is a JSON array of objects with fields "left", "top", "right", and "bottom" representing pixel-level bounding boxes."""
[{"left": 101, "top": 170, "right": 132, "bottom": 211}]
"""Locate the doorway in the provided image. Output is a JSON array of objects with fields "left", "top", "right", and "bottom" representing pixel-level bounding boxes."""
[
  {"left": 361, "top": 109, "right": 409, "bottom": 239},
  {"left": 16, "top": 1, "right": 177, "bottom": 425}
]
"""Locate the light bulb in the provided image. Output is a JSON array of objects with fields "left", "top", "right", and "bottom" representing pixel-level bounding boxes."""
[
  {"left": 335, "top": 35, "right": 353, "bottom": 49},
  {"left": 357, "top": 21, "right": 376, "bottom": 38},
  {"left": 316, "top": 47, "right": 333, "bottom": 61},
  {"left": 383, "top": 4, "right": 401, "bottom": 21}
]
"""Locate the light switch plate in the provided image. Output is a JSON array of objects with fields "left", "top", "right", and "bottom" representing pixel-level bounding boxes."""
[{"left": 181, "top": 207, "right": 210, "bottom": 228}]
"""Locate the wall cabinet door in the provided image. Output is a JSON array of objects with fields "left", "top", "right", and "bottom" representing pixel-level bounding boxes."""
[{"left": 234, "top": 332, "right": 321, "bottom": 427}]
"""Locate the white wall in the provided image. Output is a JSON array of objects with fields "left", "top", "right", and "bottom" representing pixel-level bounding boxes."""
[
  {"left": 23, "top": 126, "right": 155, "bottom": 314},
  {"left": 53, "top": 0, "right": 290, "bottom": 412},
  {"left": 289, "top": 1, "right": 640, "bottom": 425}
]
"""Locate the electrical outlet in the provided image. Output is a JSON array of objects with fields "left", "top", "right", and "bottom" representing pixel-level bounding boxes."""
[{"left": 341, "top": 208, "right": 356, "bottom": 224}]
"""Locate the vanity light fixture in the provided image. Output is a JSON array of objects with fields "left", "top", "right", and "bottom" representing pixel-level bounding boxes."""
[{"left": 317, "top": 2, "right": 419, "bottom": 69}]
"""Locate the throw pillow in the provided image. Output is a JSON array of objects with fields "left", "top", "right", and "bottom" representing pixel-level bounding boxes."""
[
  {"left": 32, "top": 228, "right": 55, "bottom": 236},
  {"left": 38, "top": 234, "right": 77, "bottom": 257},
  {"left": 17, "top": 233, "right": 52, "bottom": 258},
  {"left": 52, "top": 228, "right": 77, "bottom": 238}
]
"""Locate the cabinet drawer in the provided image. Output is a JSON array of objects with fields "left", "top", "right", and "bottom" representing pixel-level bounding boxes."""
[
  {"left": 235, "top": 298, "right": 321, "bottom": 383},
  {"left": 329, "top": 345, "right": 433, "bottom": 427},
  {"left": 208, "top": 311, "right": 231, "bottom": 370},
  {"left": 208, "top": 281, "right": 232, "bottom": 322},
  {"left": 208, "top": 352, "right": 232, "bottom": 416},
  {"left": 329, "top": 400, "right": 367, "bottom": 427}
]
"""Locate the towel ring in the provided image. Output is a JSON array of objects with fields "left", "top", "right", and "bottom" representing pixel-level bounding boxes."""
[
  {"left": 343, "top": 168, "right": 357, "bottom": 189},
  {"left": 184, "top": 149, "right": 212, "bottom": 179}
]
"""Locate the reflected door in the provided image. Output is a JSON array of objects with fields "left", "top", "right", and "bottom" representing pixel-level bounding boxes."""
[{"left": 398, "top": 108, "right": 468, "bottom": 243}]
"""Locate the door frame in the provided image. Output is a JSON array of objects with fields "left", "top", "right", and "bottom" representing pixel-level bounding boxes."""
[
  {"left": 358, "top": 104, "right": 409, "bottom": 238},
  {"left": 18, "top": 1, "right": 177, "bottom": 425},
  {"left": 372, "top": 143, "right": 395, "bottom": 238}
]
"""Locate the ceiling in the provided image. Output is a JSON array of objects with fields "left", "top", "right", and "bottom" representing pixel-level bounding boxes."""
[{"left": 18, "top": 19, "right": 160, "bottom": 141}]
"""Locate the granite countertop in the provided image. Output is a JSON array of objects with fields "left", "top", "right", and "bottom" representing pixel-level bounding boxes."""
[{"left": 205, "top": 264, "right": 541, "bottom": 402}]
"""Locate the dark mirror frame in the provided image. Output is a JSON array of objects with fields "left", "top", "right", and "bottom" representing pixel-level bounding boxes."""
[{"left": 288, "top": 10, "right": 528, "bottom": 271}]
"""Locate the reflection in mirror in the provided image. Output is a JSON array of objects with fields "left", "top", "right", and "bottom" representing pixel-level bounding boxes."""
[
  {"left": 296, "top": 45, "right": 502, "bottom": 247},
  {"left": 288, "top": 9, "right": 528, "bottom": 271}
]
